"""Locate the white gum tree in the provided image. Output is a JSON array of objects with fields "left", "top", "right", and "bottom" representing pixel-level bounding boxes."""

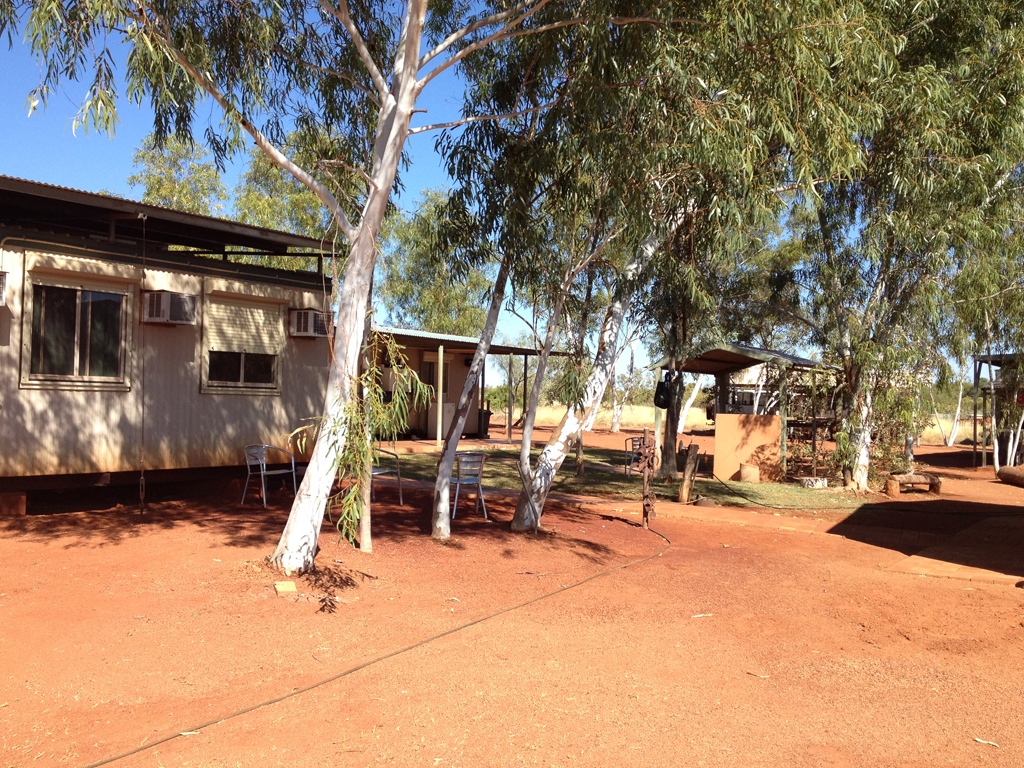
[{"left": 9, "top": 0, "right": 659, "bottom": 571}]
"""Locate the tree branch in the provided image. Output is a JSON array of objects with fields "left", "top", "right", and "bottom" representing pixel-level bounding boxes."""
[
  {"left": 408, "top": 97, "right": 560, "bottom": 134},
  {"left": 317, "top": 0, "right": 391, "bottom": 101},
  {"left": 418, "top": 1, "right": 561, "bottom": 93},
  {"left": 419, "top": 1, "right": 534, "bottom": 69},
  {"left": 275, "top": 47, "right": 381, "bottom": 108},
  {"left": 133, "top": 3, "right": 358, "bottom": 242}
]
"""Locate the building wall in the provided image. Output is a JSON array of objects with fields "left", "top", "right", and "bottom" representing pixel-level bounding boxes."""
[
  {"left": 0, "top": 246, "right": 329, "bottom": 477},
  {"left": 713, "top": 413, "right": 782, "bottom": 482}
]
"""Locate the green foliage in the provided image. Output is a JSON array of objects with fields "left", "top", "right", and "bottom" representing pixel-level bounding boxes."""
[
  {"left": 378, "top": 190, "right": 490, "bottom": 337},
  {"left": 127, "top": 133, "right": 226, "bottom": 215},
  {"left": 233, "top": 142, "right": 334, "bottom": 237},
  {"left": 323, "top": 332, "right": 431, "bottom": 542}
]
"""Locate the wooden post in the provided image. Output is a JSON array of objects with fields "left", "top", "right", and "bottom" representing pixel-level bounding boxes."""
[
  {"left": 436, "top": 344, "right": 444, "bottom": 448},
  {"left": 678, "top": 442, "right": 700, "bottom": 504},
  {"left": 641, "top": 428, "right": 656, "bottom": 529}
]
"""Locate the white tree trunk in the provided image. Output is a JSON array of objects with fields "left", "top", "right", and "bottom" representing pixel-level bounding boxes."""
[
  {"left": 752, "top": 369, "right": 765, "bottom": 415},
  {"left": 678, "top": 374, "right": 703, "bottom": 433},
  {"left": 851, "top": 389, "right": 872, "bottom": 491},
  {"left": 270, "top": 4, "right": 425, "bottom": 573},
  {"left": 609, "top": 384, "right": 623, "bottom": 432},
  {"left": 947, "top": 381, "right": 963, "bottom": 446},
  {"left": 928, "top": 385, "right": 948, "bottom": 445},
  {"left": 511, "top": 226, "right": 670, "bottom": 530},
  {"left": 430, "top": 253, "right": 511, "bottom": 539}
]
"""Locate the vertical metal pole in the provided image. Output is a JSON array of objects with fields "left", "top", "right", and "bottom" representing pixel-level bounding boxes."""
[
  {"left": 973, "top": 358, "right": 979, "bottom": 468},
  {"left": 522, "top": 354, "right": 528, "bottom": 423},
  {"left": 479, "top": 358, "right": 486, "bottom": 438},
  {"left": 779, "top": 365, "right": 789, "bottom": 478},
  {"left": 811, "top": 370, "right": 818, "bottom": 478},
  {"left": 653, "top": 405, "right": 664, "bottom": 471},
  {"left": 507, "top": 355, "right": 513, "bottom": 444},
  {"left": 436, "top": 344, "right": 444, "bottom": 448}
]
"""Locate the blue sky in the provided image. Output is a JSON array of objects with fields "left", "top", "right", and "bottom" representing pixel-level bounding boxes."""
[{"left": 0, "top": 44, "right": 453, "bottom": 209}]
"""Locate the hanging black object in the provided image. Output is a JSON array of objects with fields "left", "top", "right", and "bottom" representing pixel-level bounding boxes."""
[{"left": 654, "top": 371, "right": 673, "bottom": 409}]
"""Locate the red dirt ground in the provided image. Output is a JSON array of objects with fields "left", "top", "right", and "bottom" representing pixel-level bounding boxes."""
[{"left": 2, "top": 444, "right": 1024, "bottom": 767}]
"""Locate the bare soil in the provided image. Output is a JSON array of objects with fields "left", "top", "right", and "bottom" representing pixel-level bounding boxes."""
[{"left": 2, "top": 443, "right": 1024, "bottom": 767}]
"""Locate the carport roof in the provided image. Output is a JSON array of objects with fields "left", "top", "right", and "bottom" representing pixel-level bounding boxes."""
[
  {"left": 652, "top": 342, "right": 829, "bottom": 376},
  {"left": 377, "top": 326, "right": 563, "bottom": 357}
]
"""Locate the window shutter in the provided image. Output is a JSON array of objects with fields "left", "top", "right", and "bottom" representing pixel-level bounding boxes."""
[{"left": 206, "top": 298, "right": 282, "bottom": 355}]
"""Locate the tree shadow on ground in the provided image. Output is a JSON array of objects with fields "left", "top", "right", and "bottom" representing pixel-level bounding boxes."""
[
  {"left": 829, "top": 496, "right": 1024, "bottom": 577},
  {"left": 0, "top": 480, "right": 623, "bottom": 565}
]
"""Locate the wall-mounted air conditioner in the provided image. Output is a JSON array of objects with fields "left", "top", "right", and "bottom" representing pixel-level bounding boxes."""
[
  {"left": 142, "top": 291, "right": 198, "bottom": 324},
  {"left": 0, "top": 271, "right": 7, "bottom": 307},
  {"left": 290, "top": 308, "right": 330, "bottom": 338}
]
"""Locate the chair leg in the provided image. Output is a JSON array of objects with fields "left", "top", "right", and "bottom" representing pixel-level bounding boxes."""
[
  {"left": 478, "top": 481, "right": 488, "bottom": 520},
  {"left": 260, "top": 474, "right": 267, "bottom": 508},
  {"left": 241, "top": 472, "right": 251, "bottom": 504},
  {"left": 452, "top": 482, "right": 461, "bottom": 519},
  {"left": 371, "top": 477, "right": 376, "bottom": 501},
  {"left": 291, "top": 469, "right": 297, "bottom": 497},
  {"left": 396, "top": 465, "right": 403, "bottom": 506}
]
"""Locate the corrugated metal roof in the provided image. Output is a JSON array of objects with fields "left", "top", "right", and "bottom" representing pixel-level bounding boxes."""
[
  {"left": 0, "top": 174, "right": 332, "bottom": 254},
  {"left": 376, "top": 325, "right": 561, "bottom": 357},
  {"left": 652, "top": 342, "right": 833, "bottom": 375}
]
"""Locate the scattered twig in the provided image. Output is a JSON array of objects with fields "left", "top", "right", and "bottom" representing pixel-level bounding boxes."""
[
  {"left": 746, "top": 672, "right": 770, "bottom": 679},
  {"left": 975, "top": 738, "right": 999, "bottom": 748},
  {"left": 692, "top": 613, "right": 713, "bottom": 618}
]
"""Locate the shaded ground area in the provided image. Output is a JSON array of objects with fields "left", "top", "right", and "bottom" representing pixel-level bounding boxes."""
[{"left": 3, "top": 469, "right": 1024, "bottom": 768}]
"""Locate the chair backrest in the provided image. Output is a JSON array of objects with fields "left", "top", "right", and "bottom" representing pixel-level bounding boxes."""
[
  {"left": 626, "top": 437, "right": 644, "bottom": 453},
  {"left": 244, "top": 444, "right": 268, "bottom": 468},
  {"left": 455, "top": 452, "right": 486, "bottom": 480}
]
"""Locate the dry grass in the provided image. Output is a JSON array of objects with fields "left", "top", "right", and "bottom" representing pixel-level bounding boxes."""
[
  {"left": 920, "top": 416, "right": 973, "bottom": 446},
  {"left": 526, "top": 405, "right": 709, "bottom": 431}
]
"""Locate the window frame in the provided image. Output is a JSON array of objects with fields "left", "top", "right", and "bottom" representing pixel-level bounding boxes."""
[
  {"left": 20, "top": 274, "right": 134, "bottom": 392},
  {"left": 200, "top": 295, "right": 285, "bottom": 396}
]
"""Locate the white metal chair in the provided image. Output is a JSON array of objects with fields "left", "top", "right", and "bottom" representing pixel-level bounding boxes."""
[
  {"left": 242, "top": 444, "right": 297, "bottom": 507},
  {"left": 625, "top": 437, "right": 644, "bottom": 477},
  {"left": 451, "top": 451, "right": 488, "bottom": 520},
  {"left": 370, "top": 447, "right": 404, "bottom": 505}
]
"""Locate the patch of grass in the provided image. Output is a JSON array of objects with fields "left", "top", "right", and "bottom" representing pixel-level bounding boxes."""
[{"left": 392, "top": 447, "right": 860, "bottom": 510}]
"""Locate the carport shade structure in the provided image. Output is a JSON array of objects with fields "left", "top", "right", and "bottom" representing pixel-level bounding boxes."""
[
  {"left": 972, "top": 352, "right": 1019, "bottom": 468},
  {"left": 374, "top": 326, "right": 565, "bottom": 446},
  {"left": 651, "top": 343, "right": 832, "bottom": 477}
]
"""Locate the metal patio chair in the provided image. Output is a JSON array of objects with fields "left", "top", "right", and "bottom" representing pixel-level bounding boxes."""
[
  {"left": 451, "top": 451, "right": 488, "bottom": 520},
  {"left": 242, "top": 444, "right": 298, "bottom": 507},
  {"left": 625, "top": 436, "right": 644, "bottom": 477},
  {"left": 370, "top": 447, "right": 404, "bottom": 505}
]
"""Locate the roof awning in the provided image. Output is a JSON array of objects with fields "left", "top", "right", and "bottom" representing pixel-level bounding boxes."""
[
  {"left": 376, "top": 326, "right": 565, "bottom": 357},
  {"left": 0, "top": 174, "right": 331, "bottom": 256},
  {"left": 652, "top": 342, "right": 831, "bottom": 376}
]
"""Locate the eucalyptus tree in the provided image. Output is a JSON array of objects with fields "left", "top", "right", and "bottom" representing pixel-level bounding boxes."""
[
  {"left": 378, "top": 189, "right": 490, "bottom": 337},
  {"left": 508, "top": 2, "right": 891, "bottom": 529},
  {"left": 4, "top": 0, "right": 674, "bottom": 570},
  {"left": 776, "top": 1, "right": 1024, "bottom": 488},
  {"left": 127, "top": 133, "right": 227, "bottom": 215}
]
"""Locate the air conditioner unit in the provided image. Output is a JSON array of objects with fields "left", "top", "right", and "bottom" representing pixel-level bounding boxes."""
[
  {"left": 142, "top": 291, "right": 198, "bottom": 324},
  {"left": 0, "top": 271, "right": 6, "bottom": 307},
  {"left": 290, "top": 308, "right": 330, "bottom": 338}
]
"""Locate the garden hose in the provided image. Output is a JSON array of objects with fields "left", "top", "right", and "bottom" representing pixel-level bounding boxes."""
[{"left": 80, "top": 513, "right": 671, "bottom": 768}]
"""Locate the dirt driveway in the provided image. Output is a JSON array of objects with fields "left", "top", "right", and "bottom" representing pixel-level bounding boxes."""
[{"left": 2, "top": 481, "right": 1023, "bottom": 768}]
